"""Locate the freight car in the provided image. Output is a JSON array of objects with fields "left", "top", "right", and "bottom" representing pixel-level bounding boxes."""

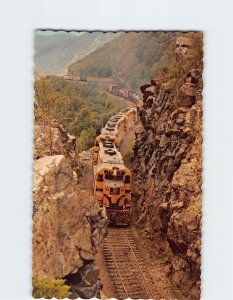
[
  {"left": 63, "top": 75, "right": 114, "bottom": 84},
  {"left": 106, "top": 84, "right": 142, "bottom": 103},
  {"left": 86, "top": 76, "right": 114, "bottom": 84},
  {"left": 120, "top": 107, "right": 137, "bottom": 127},
  {"left": 63, "top": 75, "right": 81, "bottom": 81}
]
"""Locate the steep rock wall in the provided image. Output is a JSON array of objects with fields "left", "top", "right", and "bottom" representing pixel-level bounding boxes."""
[
  {"left": 131, "top": 33, "right": 202, "bottom": 299},
  {"left": 33, "top": 155, "right": 107, "bottom": 279},
  {"left": 33, "top": 113, "right": 108, "bottom": 297}
]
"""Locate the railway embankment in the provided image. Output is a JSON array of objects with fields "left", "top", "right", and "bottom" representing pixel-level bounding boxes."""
[
  {"left": 33, "top": 116, "right": 108, "bottom": 298},
  {"left": 131, "top": 33, "right": 203, "bottom": 299}
]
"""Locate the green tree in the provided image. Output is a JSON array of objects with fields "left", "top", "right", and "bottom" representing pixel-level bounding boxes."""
[
  {"left": 35, "top": 78, "right": 58, "bottom": 154},
  {"left": 32, "top": 277, "right": 70, "bottom": 299},
  {"left": 35, "top": 76, "right": 132, "bottom": 151},
  {"left": 77, "top": 127, "right": 96, "bottom": 151}
]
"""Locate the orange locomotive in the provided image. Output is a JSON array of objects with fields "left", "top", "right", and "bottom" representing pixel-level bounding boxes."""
[{"left": 93, "top": 141, "right": 131, "bottom": 225}]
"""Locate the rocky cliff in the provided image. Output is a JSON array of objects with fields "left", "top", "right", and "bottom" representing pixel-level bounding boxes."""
[
  {"left": 34, "top": 117, "right": 81, "bottom": 176},
  {"left": 131, "top": 33, "right": 203, "bottom": 299},
  {"left": 33, "top": 115, "right": 108, "bottom": 298}
]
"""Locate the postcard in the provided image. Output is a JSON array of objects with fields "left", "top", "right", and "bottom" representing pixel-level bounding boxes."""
[{"left": 33, "top": 31, "right": 203, "bottom": 299}]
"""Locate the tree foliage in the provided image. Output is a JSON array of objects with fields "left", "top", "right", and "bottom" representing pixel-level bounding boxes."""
[
  {"left": 32, "top": 277, "right": 70, "bottom": 299},
  {"left": 35, "top": 76, "right": 131, "bottom": 151}
]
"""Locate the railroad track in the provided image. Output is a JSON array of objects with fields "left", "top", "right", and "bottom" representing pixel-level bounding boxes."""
[{"left": 102, "top": 228, "right": 155, "bottom": 299}]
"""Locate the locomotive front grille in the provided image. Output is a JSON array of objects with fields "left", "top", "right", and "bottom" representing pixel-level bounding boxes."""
[{"left": 106, "top": 208, "right": 130, "bottom": 224}]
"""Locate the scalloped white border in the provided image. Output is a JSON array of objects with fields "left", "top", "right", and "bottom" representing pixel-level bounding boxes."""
[{"left": 1, "top": 0, "right": 233, "bottom": 299}]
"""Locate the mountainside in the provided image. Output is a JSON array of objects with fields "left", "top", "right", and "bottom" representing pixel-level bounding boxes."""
[
  {"left": 35, "top": 31, "right": 120, "bottom": 75},
  {"left": 68, "top": 31, "right": 179, "bottom": 90},
  {"left": 131, "top": 33, "right": 203, "bottom": 299}
]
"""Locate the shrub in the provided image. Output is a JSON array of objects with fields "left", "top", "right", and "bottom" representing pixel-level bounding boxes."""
[{"left": 32, "top": 277, "right": 70, "bottom": 299}]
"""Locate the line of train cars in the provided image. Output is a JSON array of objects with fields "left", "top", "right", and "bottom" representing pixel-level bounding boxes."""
[
  {"left": 93, "top": 107, "right": 137, "bottom": 225},
  {"left": 64, "top": 75, "right": 141, "bottom": 104},
  {"left": 64, "top": 75, "right": 114, "bottom": 84},
  {"left": 106, "top": 84, "right": 141, "bottom": 103}
]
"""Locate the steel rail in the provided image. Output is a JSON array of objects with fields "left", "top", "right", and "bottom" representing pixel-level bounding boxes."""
[
  {"left": 126, "top": 231, "right": 155, "bottom": 299},
  {"left": 103, "top": 238, "right": 129, "bottom": 299},
  {"left": 104, "top": 228, "right": 155, "bottom": 299}
]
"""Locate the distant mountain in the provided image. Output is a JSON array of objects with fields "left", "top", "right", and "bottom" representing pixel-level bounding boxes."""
[
  {"left": 68, "top": 32, "right": 179, "bottom": 90},
  {"left": 34, "top": 31, "right": 120, "bottom": 75}
]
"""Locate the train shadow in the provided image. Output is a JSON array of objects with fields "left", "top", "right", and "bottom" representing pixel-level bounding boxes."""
[{"left": 107, "top": 223, "right": 131, "bottom": 229}]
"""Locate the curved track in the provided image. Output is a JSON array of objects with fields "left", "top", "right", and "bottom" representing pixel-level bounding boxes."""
[{"left": 103, "top": 228, "right": 155, "bottom": 299}]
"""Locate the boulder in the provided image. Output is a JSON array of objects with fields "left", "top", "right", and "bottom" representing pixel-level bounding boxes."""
[
  {"left": 140, "top": 83, "right": 152, "bottom": 93},
  {"left": 65, "top": 262, "right": 102, "bottom": 299},
  {"left": 175, "top": 36, "right": 195, "bottom": 64},
  {"left": 178, "top": 83, "right": 197, "bottom": 107},
  {"left": 176, "top": 37, "right": 194, "bottom": 48},
  {"left": 143, "top": 85, "right": 157, "bottom": 101},
  {"left": 32, "top": 155, "right": 108, "bottom": 279},
  {"left": 33, "top": 155, "right": 73, "bottom": 195}
]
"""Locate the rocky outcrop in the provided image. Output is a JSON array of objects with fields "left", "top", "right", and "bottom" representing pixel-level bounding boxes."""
[
  {"left": 64, "top": 262, "right": 102, "bottom": 299},
  {"left": 34, "top": 119, "right": 81, "bottom": 176},
  {"left": 33, "top": 102, "right": 108, "bottom": 297},
  {"left": 175, "top": 36, "right": 195, "bottom": 64},
  {"left": 33, "top": 155, "right": 108, "bottom": 297},
  {"left": 33, "top": 111, "right": 107, "bottom": 297},
  {"left": 132, "top": 33, "right": 202, "bottom": 299}
]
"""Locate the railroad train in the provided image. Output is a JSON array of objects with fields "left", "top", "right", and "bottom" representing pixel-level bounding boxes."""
[
  {"left": 106, "top": 84, "right": 141, "bottom": 103},
  {"left": 63, "top": 75, "right": 114, "bottom": 84},
  {"left": 93, "top": 107, "right": 137, "bottom": 225},
  {"left": 63, "top": 75, "right": 141, "bottom": 104}
]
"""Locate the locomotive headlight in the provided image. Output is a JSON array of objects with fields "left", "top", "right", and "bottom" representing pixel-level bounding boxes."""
[{"left": 113, "top": 170, "right": 117, "bottom": 176}]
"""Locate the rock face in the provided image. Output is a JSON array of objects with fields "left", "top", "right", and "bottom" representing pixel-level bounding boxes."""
[
  {"left": 34, "top": 119, "right": 81, "bottom": 176},
  {"left": 33, "top": 155, "right": 108, "bottom": 280},
  {"left": 64, "top": 262, "right": 102, "bottom": 299},
  {"left": 175, "top": 36, "right": 195, "bottom": 64},
  {"left": 131, "top": 33, "right": 202, "bottom": 299},
  {"left": 33, "top": 115, "right": 108, "bottom": 297}
]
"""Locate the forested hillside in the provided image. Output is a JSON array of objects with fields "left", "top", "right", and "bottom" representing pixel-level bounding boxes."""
[
  {"left": 35, "top": 76, "right": 131, "bottom": 150},
  {"left": 68, "top": 32, "right": 179, "bottom": 90}
]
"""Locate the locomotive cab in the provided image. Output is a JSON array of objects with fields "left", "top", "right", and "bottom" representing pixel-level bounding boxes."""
[{"left": 95, "top": 164, "right": 131, "bottom": 225}]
